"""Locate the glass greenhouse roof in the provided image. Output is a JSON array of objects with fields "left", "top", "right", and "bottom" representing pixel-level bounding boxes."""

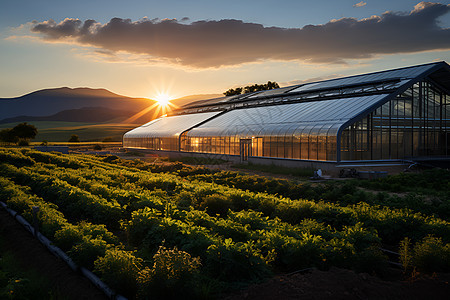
[
  {"left": 123, "top": 111, "right": 221, "bottom": 138},
  {"left": 187, "top": 94, "right": 389, "bottom": 137},
  {"left": 179, "top": 62, "right": 446, "bottom": 113},
  {"left": 287, "top": 63, "right": 438, "bottom": 94}
]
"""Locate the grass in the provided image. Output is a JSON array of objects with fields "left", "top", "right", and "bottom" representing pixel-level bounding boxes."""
[
  {"left": 0, "top": 121, "right": 139, "bottom": 142},
  {"left": 0, "top": 121, "right": 94, "bottom": 130},
  {"left": 232, "top": 162, "right": 315, "bottom": 178},
  {"left": 124, "top": 150, "right": 147, "bottom": 157},
  {"left": 35, "top": 124, "right": 137, "bottom": 142},
  {"left": 31, "top": 142, "right": 123, "bottom": 146},
  {"left": 168, "top": 156, "right": 229, "bottom": 165}
]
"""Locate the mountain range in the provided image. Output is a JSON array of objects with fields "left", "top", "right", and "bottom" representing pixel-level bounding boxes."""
[{"left": 0, "top": 87, "right": 220, "bottom": 124}]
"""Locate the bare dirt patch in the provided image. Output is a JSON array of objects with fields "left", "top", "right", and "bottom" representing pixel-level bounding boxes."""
[
  {"left": 225, "top": 267, "right": 450, "bottom": 300},
  {"left": 0, "top": 209, "right": 107, "bottom": 300}
]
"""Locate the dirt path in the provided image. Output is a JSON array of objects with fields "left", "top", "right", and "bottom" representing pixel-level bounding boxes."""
[
  {"left": 225, "top": 267, "right": 450, "bottom": 300},
  {"left": 0, "top": 209, "right": 107, "bottom": 300}
]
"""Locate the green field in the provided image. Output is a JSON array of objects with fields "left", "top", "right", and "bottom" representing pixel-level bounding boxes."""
[
  {"left": 0, "top": 121, "right": 138, "bottom": 142},
  {"left": 0, "top": 148, "right": 449, "bottom": 299}
]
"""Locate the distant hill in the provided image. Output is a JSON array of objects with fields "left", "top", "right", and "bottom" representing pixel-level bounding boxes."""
[
  {"left": 0, "top": 87, "right": 152, "bottom": 122},
  {"left": 0, "top": 87, "right": 218, "bottom": 125},
  {"left": 0, "top": 107, "right": 136, "bottom": 124},
  {"left": 171, "top": 94, "right": 222, "bottom": 108}
]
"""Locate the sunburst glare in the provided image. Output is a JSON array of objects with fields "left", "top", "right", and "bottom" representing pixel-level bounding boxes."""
[
  {"left": 122, "top": 87, "right": 179, "bottom": 124},
  {"left": 154, "top": 92, "right": 172, "bottom": 106}
]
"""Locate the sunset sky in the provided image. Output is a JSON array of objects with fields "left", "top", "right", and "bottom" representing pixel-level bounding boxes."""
[{"left": 1, "top": 0, "right": 449, "bottom": 99}]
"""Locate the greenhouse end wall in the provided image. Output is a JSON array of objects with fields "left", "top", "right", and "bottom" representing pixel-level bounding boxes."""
[{"left": 340, "top": 81, "right": 449, "bottom": 161}]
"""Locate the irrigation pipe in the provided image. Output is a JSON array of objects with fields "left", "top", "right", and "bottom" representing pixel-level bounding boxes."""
[
  {"left": 0, "top": 201, "right": 127, "bottom": 300},
  {"left": 379, "top": 247, "right": 403, "bottom": 268},
  {"left": 286, "top": 267, "right": 315, "bottom": 276}
]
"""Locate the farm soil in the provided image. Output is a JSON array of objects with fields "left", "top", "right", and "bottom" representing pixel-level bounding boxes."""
[
  {"left": 226, "top": 267, "right": 450, "bottom": 300},
  {"left": 0, "top": 209, "right": 107, "bottom": 300}
]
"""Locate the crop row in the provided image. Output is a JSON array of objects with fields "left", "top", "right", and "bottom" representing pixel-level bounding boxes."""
[
  {"left": 2, "top": 148, "right": 449, "bottom": 247},
  {"left": 4, "top": 153, "right": 448, "bottom": 247},
  {"left": 101, "top": 157, "right": 450, "bottom": 219}
]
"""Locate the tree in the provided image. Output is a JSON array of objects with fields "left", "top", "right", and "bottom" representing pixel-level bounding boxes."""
[
  {"left": 223, "top": 81, "right": 280, "bottom": 96},
  {"left": 0, "top": 128, "right": 19, "bottom": 144},
  {"left": 0, "top": 123, "right": 38, "bottom": 145},
  {"left": 68, "top": 134, "right": 80, "bottom": 142},
  {"left": 12, "top": 122, "right": 38, "bottom": 140},
  {"left": 223, "top": 87, "right": 243, "bottom": 96}
]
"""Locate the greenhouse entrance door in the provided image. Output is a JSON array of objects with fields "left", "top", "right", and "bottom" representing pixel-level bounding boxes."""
[{"left": 240, "top": 139, "right": 252, "bottom": 162}]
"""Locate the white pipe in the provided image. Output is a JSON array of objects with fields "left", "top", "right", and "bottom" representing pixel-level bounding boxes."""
[
  {"left": 6, "top": 207, "right": 18, "bottom": 217},
  {"left": 15, "top": 214, "right": 34, "bottom": 234},
  {"left": 80, "top": 267, "right": 115, "bottom": 299}
]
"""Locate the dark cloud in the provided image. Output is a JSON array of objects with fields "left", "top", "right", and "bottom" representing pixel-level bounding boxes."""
[{"left": 30, "top": 2, "right": 450, "bottom": 68}]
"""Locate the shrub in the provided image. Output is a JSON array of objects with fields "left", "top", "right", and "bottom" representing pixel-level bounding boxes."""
[
  {"left": 352, "top": 246, "right": 388, "bottom": 276},
  {"left": 202, "top": 194, "right": 231, "bottom": 217},
  {"left": 54, "top": 225, "right": 84, "bottom": 251},
  {"left": 68, "top": 238, "right": 108, "bottom": 269},
  {"left": 102, "top": 155, "right": 119, "bottom": 163},
  {"left": 147, "top": 245, "right": 201, "bottom": 282},
  {"left": 68, "top": 134, "right": 80, "bottom": 142},
  {"left": 125, "top": 208, "right": 163, "bottom": 247},
  {"left": 281, "top": 233, "right": 324, "bottom": 270},
  {"left": 205, "top": 239, "right": 271, "bottom": 282},
  {"left": 175, "top": 191, "right": 195, "bottom": 208},
  {"left": 18, "top": 139, "right": 29, "bottom": 146},
  {"left": 94, "top": 249, "right": 143, "bottom": 298},
  {"left": 339, "top": 223, "right": 381, "bottom": 251},
  {"left": 399, "top": 237, "right": 413, "bottom": 272},
  {"left": 412, "top": 235, "right": 450, "bottom": 273},
  {"left": 141, "top": 246, "right": 201, "bottom": 299}
]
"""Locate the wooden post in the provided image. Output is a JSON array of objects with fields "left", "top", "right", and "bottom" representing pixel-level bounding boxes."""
[{"left": 32, "top": 206, "right": 40, "bottom": 237}]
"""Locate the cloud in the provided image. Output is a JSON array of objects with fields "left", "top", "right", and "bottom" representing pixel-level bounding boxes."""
[
  {"left": 28, "top": 2, "right": 450, "bottom": 68},
  {"left": 353, "top": 1, "right": 367, "bottom": 8}
]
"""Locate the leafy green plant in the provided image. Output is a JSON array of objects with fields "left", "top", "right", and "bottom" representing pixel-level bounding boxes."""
[
  {"left": 411, "top": 235, "right": 450, "bottom": 273},
  {"left": 399, "top": 237, "right": 413, "bottom": 272},
  {"left": 94, "top": 249, "right": 143, "bottom": 298},
  {"left": 68, "top": 237, "right": 108, "bottom": 269},
  {"left": 138, "top": 245, "right": 202, "bottom": 299}
]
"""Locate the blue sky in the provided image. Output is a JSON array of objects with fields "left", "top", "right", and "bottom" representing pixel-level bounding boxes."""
[{"left": 1, "top": 0, "right": 449, "bottom": 99}]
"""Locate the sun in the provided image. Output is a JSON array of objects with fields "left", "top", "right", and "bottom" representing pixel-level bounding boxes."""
[
  {"left": 122, "top": 86, "right": 179, "bottom": 124},
  {"left": 154, "top": 93, "right": 172, "bottom": 106}
]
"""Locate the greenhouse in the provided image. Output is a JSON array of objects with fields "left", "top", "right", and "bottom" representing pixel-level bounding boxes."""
[{"left": 123, "top": 61, "right": 450, "bottom": 164}]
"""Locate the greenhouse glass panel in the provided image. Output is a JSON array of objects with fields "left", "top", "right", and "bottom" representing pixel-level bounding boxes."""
[
  {"left": 287, "top": 63, "right": 436, "bottom": 95},
  {"left": 340, "top": 79, "right": 450, "bottom": 160}
]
